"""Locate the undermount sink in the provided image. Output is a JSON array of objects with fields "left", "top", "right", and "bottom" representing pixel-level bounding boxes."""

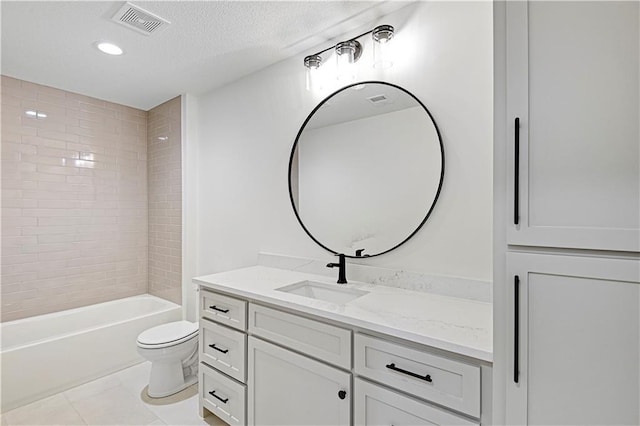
[{"left": 276, "top": 280, "right": 369, "bottom": 304}]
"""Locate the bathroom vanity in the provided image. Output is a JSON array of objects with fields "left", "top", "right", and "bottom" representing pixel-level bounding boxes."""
[{"left": 194, "top": 266, "right": 492, "bottom": 425}]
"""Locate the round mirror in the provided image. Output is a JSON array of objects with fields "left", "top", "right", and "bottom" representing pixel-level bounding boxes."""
[{"left": 289, "top": 81, "right": 444, "bottom": 258}]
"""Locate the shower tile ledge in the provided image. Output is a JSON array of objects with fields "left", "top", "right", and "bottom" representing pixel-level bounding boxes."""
[{"left": 194, "top": 266, "right": 492, "bottom": 363}]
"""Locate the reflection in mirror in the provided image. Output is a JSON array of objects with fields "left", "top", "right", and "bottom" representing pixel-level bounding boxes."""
[{"left": 289, "top": 82, "right": 444, "bottom": 258}]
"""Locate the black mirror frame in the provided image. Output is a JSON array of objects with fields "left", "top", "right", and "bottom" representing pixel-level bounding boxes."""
[{"left": 288, "top": 81, "right": 445, "bottom": 259}]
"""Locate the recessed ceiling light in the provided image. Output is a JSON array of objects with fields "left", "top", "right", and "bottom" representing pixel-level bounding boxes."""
[{"left": 96, "top": 42, "right": 123, "bottom": 56}]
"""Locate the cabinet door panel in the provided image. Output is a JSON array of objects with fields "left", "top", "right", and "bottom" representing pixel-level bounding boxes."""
[
  {"left": 200, "top": 318, "right": 247, "bottom": 383},
  {"left": 247, "top": 336, "right": 350, "bottom": 425},
  {"left": 506, "top": 253, "right": 640, "bottom": 425},
  {"left": 200, "top": 363, "right": 246, "bottom": 426},
  {"left": 201, "top": 290, "right": 247, "bottom": 330},
  {"left": 506, "top": 0, "right": 640, "bottom": 251},
  {"left": 354, "top": 378, "right": 478, "bottom": 426}
]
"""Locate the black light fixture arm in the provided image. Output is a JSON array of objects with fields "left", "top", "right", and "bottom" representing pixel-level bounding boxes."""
[{"left": 306, "top": 28, "right": 374, "bottom": 59}]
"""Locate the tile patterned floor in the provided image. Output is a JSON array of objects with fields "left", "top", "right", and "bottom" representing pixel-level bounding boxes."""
[{"left": 1, "top": 362, "right": 225, "bottom": 426}]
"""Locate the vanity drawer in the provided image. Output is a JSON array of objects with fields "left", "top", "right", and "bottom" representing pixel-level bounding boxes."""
[
  {"left": 200, "top": 362, "right": 246, "bottom": 426},
  {"left": 201, "top": 318, "right": 247, "bottom": 383},
  {"left": 248, "top": 303, "right": 351, "bottom": 369},
  {"left": 201, "top": 290, "right": 247, "bottom": 331},
  {"left": 354, "top": 333, "right": 481, "bottom": 418},
  {"left": 354, "top": 378, "right": 478, "bottom": 426}
]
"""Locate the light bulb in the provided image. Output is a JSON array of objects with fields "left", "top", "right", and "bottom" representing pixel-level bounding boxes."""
[
  {"left": 304, "top": 55, "right": 322, "bottom": 91},
  {"left": 372, "top": 25, "right": 395, "bottom": 69},
  {"left": 335, "top": 41, "right": 359, "bottom": 81}
]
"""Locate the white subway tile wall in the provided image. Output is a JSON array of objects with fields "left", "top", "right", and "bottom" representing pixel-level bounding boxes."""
[
  {"left": 147, "top": 96, "right": 181, "bottom": 304},
  {"left": 1, "top": 76, "right": 149, "bottom": 321}
]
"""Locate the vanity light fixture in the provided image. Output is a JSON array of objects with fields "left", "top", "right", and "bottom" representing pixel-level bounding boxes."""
[
  {"left": 303, "top": 24, "right": 395, "bottom": 89},
  {"left": 304, "top": 54, "right": 322, "bottom": 91},
  {"left": 335, "top": 40, "right": 361, "bottom": 81},
  {"left": 96, "top": 42, "right": 124, "bottom": 56},
  {"left": 372, "top": 25, "right": 395, "bottom": 69}
]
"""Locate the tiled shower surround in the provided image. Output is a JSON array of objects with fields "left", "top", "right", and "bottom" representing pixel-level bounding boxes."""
[
  {"left": 1, "top": 76, "right": 181, "bottom": 321},
  {"left": 147, "top": 97, "right": 182, "bottom": 304}
]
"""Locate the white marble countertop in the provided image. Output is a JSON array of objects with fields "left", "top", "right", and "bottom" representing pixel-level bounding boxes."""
[{"left": 194, "top": 266, "right": 492, "bottom": 362}]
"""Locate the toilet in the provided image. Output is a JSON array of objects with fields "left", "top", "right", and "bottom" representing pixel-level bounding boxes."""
[{"left": 136, "top": 321, "right": 199, "bottom": 398}]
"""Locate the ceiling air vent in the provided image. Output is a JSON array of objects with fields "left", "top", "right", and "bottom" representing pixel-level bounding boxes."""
[
  {"left": 111, "top": 2, "right": 170, "bottom": 36},
  {"left": 367, "top": 94, "right": 390, "bottom": 106}
]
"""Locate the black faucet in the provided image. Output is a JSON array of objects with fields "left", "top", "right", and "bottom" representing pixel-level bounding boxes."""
[{"left": 326, "top": 254, "right": 347, "bottom": 284}]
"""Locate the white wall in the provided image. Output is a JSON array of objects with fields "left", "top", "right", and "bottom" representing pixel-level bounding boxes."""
[{"left": 189, "top": 2, "right": 493, "bottom": 290}]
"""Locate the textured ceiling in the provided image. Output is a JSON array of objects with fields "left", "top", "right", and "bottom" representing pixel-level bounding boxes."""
[{"left": 1, "top": 1, "right": 410, "bottom": 110}]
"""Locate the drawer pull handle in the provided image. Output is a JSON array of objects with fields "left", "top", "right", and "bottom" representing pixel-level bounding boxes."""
[
  {"left": 209, "top": 390, "right": 229, "bottom": 404},
  {"left": 338, "top": 390, "right": 347, "bottom": 400},
  {"left": 209, "top": 343, "right": 229, "bottom": 354},
  {"left": 210, "top": 305, "right": 229, "bottom": 313},
  {"left": 386, "top": 363, "right": 432, "bottom": 383}
]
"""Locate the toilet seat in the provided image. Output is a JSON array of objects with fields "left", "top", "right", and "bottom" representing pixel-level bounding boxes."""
[{"left": 137, "top": 321, "right": 198, "bottom": 349}]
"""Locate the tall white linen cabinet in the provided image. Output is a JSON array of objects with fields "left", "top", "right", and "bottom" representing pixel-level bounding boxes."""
[{"left": 494, "top": 1, "right": 640, "bottom": 424}]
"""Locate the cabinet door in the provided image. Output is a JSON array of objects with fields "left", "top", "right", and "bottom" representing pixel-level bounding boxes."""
[
  {"left": 354, "top": 378, "right": 478, "bottom": 426},
  {"left": 247, "top": 336, "right": 351, "bottom": 425},
  {"left": 506, "top": 253, "right": 640, "bottom": 425},
  {"left": 506, "top": 1, "right": 640, "bottom": 251}
]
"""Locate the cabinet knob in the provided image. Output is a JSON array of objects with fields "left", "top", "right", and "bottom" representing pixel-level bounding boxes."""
[{"left": 338, "top": 390, "right": 347, "bottom": 400}]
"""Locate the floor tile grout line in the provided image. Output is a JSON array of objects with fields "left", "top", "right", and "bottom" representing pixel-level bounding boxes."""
[
  {"left": 63, "top": 374, "right": 125, "bottom": 403},
  {"left": 3, "top": 362, "right": 212, "bottom": 426},
  {"left": 59, "top": 392, "right": 89, "bottom": 426},
  {"left": 61, "top": 365, "right": 158, "bottom": 426},
  {"left": 69, "top": 385, "right": 160, "bottom": 426}
]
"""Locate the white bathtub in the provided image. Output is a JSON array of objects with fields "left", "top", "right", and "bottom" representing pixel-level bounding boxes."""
[{"left": 0, "top": 294, "right": 181, "bottom": 412}]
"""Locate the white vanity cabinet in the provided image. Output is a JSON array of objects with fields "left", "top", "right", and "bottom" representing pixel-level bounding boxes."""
[
  {"left": 198, "top": 286, "right": 489, "bottom": 425},
  {"left": 199, "top": 290, "right": 248, "bottom": 425}
]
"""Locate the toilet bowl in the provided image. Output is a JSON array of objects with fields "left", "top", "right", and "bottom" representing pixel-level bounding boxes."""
[{"left": 136, "top": 320, "right": 199, "bottom": 398}]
